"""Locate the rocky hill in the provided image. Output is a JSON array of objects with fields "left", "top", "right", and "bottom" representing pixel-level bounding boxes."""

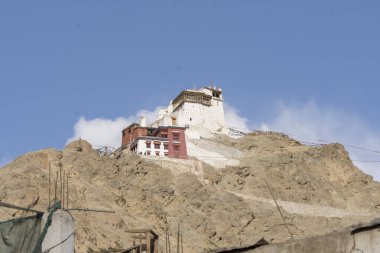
[{"left": 1, "top": 132, "right": 380, "bottom": 252}]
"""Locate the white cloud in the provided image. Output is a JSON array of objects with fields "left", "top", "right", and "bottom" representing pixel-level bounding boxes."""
[
  {"left": 258, "top": 101, "right": 380, "bottom": 180},
  {"left": 224, "top": 103, "right": 249, "bottom": 130},
  {"left": 67, "top": 106, "right": 165, "bottom": 148},
  {"left": 67, "top": 99, "right": 380, "bottom": 181},
  {"left": 67, "top": 103, "right": 246, "bottom": 148}
]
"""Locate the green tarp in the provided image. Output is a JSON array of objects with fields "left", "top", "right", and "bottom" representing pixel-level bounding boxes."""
[{"left": 0, "top": 215, "right": 42, "bottom": 253}]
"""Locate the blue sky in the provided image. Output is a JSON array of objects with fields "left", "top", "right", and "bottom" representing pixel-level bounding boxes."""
[{"left": 1, "top": 1, "right": 380, "bottom": 177}]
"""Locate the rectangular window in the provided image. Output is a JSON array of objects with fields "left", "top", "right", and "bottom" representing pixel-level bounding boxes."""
[
  {"left": 173, "top": 133, "right": 180, "bottom": 141},
  {"left": 173, "top": 145, "right": 180, "bottom": 151},
  {"left": 164, "top": 153, "right": 168, "bottom": 156},
  {"left": 164, "top": 144, "right": 168, "bottom": 150},
  {"left": 154, "top": 144, "right": 160, "bottom": 149},
  {"left": 156, "top": 151, "right": 160, "bottom": 156},
  {"left": 146, "top": 151, "right": 151, "bottom": 155},
  {"left": 146, "top": 143, "right": 151, "bottom": 148}
]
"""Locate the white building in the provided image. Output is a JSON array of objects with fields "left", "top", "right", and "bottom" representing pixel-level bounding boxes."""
[
  {"left": 131, "top": 137, "right": 169, "bottom": 157},
  {"left": 150, "top": 85, "right": 228, "bottom": 138}
]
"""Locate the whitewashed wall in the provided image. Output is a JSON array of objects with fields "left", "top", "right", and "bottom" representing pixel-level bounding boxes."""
[{"left": 135, "top": 139, "right": 167, "bottom": 156}]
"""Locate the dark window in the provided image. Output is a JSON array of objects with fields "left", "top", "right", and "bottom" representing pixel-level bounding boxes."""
[
  {"left": 164, "top": 153, "right": 168, "bottom": 156},
  {"left": 164, "top": 144, "right": 168, "bottom": 150},
  {"left": 189, "top": 118, "right": 192, "bottom": 121},
  {"left": 154, "top": 143, "right": 160, "bottom": 149},
  {"left": 173, "top": 145, "right": 180, "bottom": 151},
  {"left": 146, "top": 151, "right": 151, "bottom": 155},
  {"left": 173, "top": 133, "right": 180, "bottom": 141},
  {"left": 156, "top": 151, "right": 160, "bottom": 156},
  {"left": 146, "top": 143, "right": 151, "bottom": 148}
]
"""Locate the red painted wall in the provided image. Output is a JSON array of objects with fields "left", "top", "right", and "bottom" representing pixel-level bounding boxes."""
[
  {"left": 166, "top": 128, "right": 187, "bottom": 158},
  {"left": 122, "top": 126, "right": 148, "bottom": 146}
]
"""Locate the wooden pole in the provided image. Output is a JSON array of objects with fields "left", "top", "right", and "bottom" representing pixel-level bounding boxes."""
[
  {"left": 168, "top": 232, "right": 171, "bottom": 253},
  {"left": 48, "top": 163, "right": 51, "bottom": 210},
  {"left": 146, "top": 232, "right": 151, "bottom": 253},
  {"left": 177, "top": 224, "right": 180, "bottom": 253},
  {"left": 265, "top": 181, "right": 294, "bottom": 239},
  {"left": 66, "top": 173, "right": 69, "bottom": 209},
  {"left": 181, "top": 232, "right": 183, "bottom": 253},
  {"left": 59, "top": 163, "right": 62, "bottom": 206},
  {"left": 165, "top": 234, "right": 168, "bottom": 253},
  {"left": 0, "top": 201, "right": 44, "bottom": 214},
  {"left": 62, "top": 171, "right": 65, "bottom": 210},
  {"left": 54, "top": 171, "right": 58, "bottom": 204},
  {"left": 154, "top": 235, "right": 159, "bottom": 253},
  {"left": 65, "top": 208, "right": 115, "bottom": 213},
  {"left": 139, "top": 233, "right": 142, "bottom": 253}
]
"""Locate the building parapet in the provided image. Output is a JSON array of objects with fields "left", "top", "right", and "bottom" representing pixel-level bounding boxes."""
[{"left": 172, "top": 90, "right": 212, "bottom": 111}]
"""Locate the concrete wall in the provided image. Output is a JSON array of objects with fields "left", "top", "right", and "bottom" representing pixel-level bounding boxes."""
[
  {"left": 244, "top": 223, "right": 380, "bottom": 253},
  {"left": 353, "top": 226, "right": 380, "bottom": 253},
  {"left": 41, "top": 210, "right": 75, "bottom": 253}
]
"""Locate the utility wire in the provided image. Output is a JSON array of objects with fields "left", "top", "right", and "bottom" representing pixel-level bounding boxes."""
[
  {"left": 230, "top": 127, "right": 380, "bottom": 161},
  {"left": 42, "top": 231, "right": 75, "bottom": 253}
]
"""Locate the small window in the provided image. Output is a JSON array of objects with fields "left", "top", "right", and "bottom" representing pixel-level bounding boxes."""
[
  {"left": 164, "top": 153, "right": 168, "bottom": 156},
  {"left": 156, "top": 151, "right": 160, "bottom": 156},
  {"left": 173, "top": 133, "right": 180, "bottom": 141},
  {"left": 173, "top": 145, "right": 180, "bottom": 151},
  {"left": 146, "top": 143, "right": 151, "bottom": 148},
  {"left": 154, "top": 144, "right": 160, "bottom": 149},
  {"left": 164, "top": 144, "right": 168, "bottom": 150},
  {"left": 189, "top": 118, "right": 192, "bottom": 121},
  {"left": 146, "top": 151, "right": 151, "bottom": 155}
]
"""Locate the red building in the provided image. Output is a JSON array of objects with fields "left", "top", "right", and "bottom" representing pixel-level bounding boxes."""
[{"left": 121, "top": 123, "right": 187, "bottom": 159}]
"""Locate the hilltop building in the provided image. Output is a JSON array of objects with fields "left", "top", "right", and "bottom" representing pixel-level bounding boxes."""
[
  {"left": 150, "top": 85, "right": 228, "bottom": 138},
  {"left": 121, "top": 119, "right": 187, "bottom": 159},
  {"left": 121, "top": 85, "right": 228, "bottom": 158}
]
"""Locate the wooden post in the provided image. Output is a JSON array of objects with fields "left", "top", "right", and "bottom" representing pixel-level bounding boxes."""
[
  {"left": 181, "top": 233, "right": 183, "bottom": 253},
  {"left": 168, "top": 232, "right": 171, "bottom": 253},
  {"left": 48, "top": 163, "right": 51, "bottom": 210},
  {"left": 165, "top": 234, "right": 168, "bottom": 253},
  {"left": 59, "top": 163, "right": 62, "bottom": 206},
  {"left": 66, "top": 173, "right": 69, "bottom": 209},
  {"left": 62, "top": 171, "right": 65, "bottom": 210},
  {"left": 146, "top": 232, "right": 151, "bottom": 253},
  {"left": 154, "top": 235, "right": 159, "bottom": 253},
  {"left": 54, "top": 171, "right": 58, "bottom": 204},
  {"left": 177, "top": 224, "right": 180, "bottom": 253},
  {"left": 140, "top": 233, "right": 142, "bottom": 253}
]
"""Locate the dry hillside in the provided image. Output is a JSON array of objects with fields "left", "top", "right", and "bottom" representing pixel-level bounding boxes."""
[{"left": 1, "top": 132, "right": 380, "bottom": 252}]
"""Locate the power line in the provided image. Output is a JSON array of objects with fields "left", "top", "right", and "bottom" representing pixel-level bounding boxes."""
[
  {"left": 352, "top": 160, "right": 380, "bottom": 163},
  {"left": 229, "top": 127, "right": 380, "bottom": 163},
  {"left": 317, "top": 139, "right": 380, "bottom": 154}
]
